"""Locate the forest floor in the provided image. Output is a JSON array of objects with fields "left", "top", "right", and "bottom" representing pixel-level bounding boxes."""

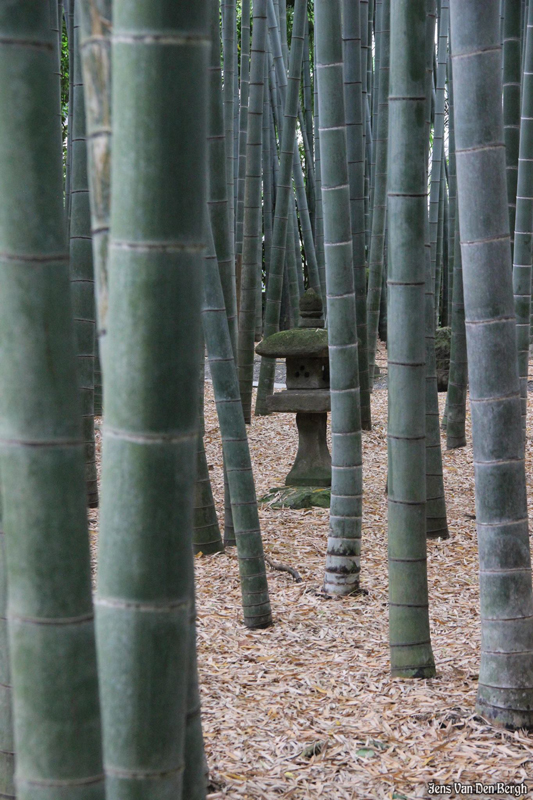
[{"left": 91, "top": 342, "right": 533, "bottom": 799}]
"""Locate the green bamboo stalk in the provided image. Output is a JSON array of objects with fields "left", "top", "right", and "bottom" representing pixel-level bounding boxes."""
[
  {"left": 360, "top": 0, "right": 370, "bottom": 252},
  {"left": 387, "top": 0, "right": 436, "bottom": 679},
  {"left": 193, "top": 367, "right": 223, "bottom": 556},
  {"left": 255, "top": 0, "right": 308, "bottom": 417},
  {"left": 429, "top": 0, "right": 449, "bottom": 303},
  {"left": 369, "top": 0, "right": 382, "bottom": 237},
  {"left": 447, "top": 56, "right": 457, "bottom": 328},
  {"left": 223, "top": 0, "right": 237, "bottom": 255},
  {"left": 263, "top": 61, "right": 274, "bottom": 289},
  {"left": 316, "top": 0, "right": 364, "bottom": 596},
  {"left": 233, "top": 13, "right": 239, "bottom": 221},
  {"left": 210, "top": 3, "right": 238, "bottom": 354},
  {"left": 267, "top": 0, "right": 322, "bottom": 297},
  {"left": 424, "top": 0, "right": 449, "bottom": 540},
  {"left": 208, "top": 0, "right": 237, "bottom": 547},
  {"left": 194, "top": 435, "right": 223, "bottom": 556},
  {"left": 435, "top": 159, "right": 446, "bottom": 327},
  {"left": 302, "top": 15, "right": 315, "bottom": 235},
  {"left": 503, "top": 0, "right": 522, "bottom": 251},
  {"left": 0, "top": 496, "right": 15, "bottom": 798},
  {"left": 182, "top": 571, "right": 208, "bottom": 800},
  {"left": 446, "top": 213, "right": 468, "bottom": 449},
  {"left": 313, "top": 44, "right": 326, "bottom": 296},
  {"left": 0, "top": 3, "right": 104, "bottom": 795},
  {"left": 288, "top": 201, "right": 303, "bottom": 320},
  {"left": 513, "top": 0, "right": 533, "bottom": 434},
  {"left": 344, "top": 0, "right": 372, "bottom": 431},
  {"left": 65, "top": 0, "right": 74, "bottom": 229},
  {"left": 70, "top": 2, "right": 98, "bottom": 508},
  {"left": 235, "top": 0, "right": 251, "bottom": 260},
  {"left": 78, "top": 0, "right": 112, "bottom": 380},
  {"left": 450, "top": 0, "right": 533, "bottom": 729},
  {"left": 366, "top": 0, "right": 390, "bottom": 385},
  {"left": 204, "top": 228, "right": 272, "bottom": 628},
  {"left": 238, "top": 0, "right": 268, "bottom": 423},
  {"left": 441, "top": 180, "right": 450, "bottom": 326},
  {"left": 96, "top": 2, "right": 210, "bottom": 794}
]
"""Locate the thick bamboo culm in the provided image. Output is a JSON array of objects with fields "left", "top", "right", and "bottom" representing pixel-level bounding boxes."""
[{"left": 95, "top": 3, "right": 210, "bottom": 795}]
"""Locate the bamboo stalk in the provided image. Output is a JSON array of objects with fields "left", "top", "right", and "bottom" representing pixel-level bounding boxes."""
[
  {"left": 203, "top": 226, "right": 273, "bottom": 629},
  {"left": 316, "top": 0, "right": 364, "bottom": 596},
  {"left": 450, "top": 0, "right": 533, "bottom": 729},
  {"left": 95, "top": 3, "right": 210, "bottom": 793},
  {"left": 387, "top": 0, "right": 436, "bottom": 679},
  {"left": 70, "top": 3, "right": 98, "bottom": 508},
  {"left": 512, "top": 0, "right": 533, "bottom": 434},
  {"left": 0, "top": 4, "right": 105, "bottom": 794},
  {"left": 344, "top": 0, "right": 372, "bottom": 431}
]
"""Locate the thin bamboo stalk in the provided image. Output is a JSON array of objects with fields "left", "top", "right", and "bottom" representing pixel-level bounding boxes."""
[
  {"left": 78, "top": 0, "right": 112, "bottom": 370},
  {"left": 447, "top": 56, "right": 457, "bottom": 327},
  {"left": 204, "top": 227, "right": 272, "bottom": 629},
  {"left": 256, "top": 0, "right": 308, "bottom": 417},
  {"left": 236, "top": 0, "right": 251, "bottom": 260},
  {"left": 366, "top": 0, "right": 390, "bottom": 385},
  {"left": 512, "top": 0, "right": 533, "bottom": 434},
  {"left": 223, "top": 0, "right": 237, "bottom": 256},
  {"left": 503, "top": 0, "right": 522, "bottom": 251},
  {"left": 387, "top": 0, "right": 436, "bottom": 679},
  {"left": 0, "top": 499, "right": 14, "bottom": 799},
  {"left": 446, "top": 213, "right": 468, "bottom": 449},
  {"left": 238, "top": 0, "right": 268, "bottom": 423},
  {"left": 424, "top": 0, "right": 449, "bottom": 540},
  {"left": 316, "top": 0, "right": 364, "bottom": 596},
  {"left": 344, "top": 0, "right": 372, "bottom": 431},
  {"left": 71, "top": 3, "right": 98, "bottom": 508}
]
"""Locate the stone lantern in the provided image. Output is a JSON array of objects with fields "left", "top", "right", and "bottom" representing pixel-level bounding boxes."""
[{"left": 256, "top": 290, "right": 331, "bottom": 500}]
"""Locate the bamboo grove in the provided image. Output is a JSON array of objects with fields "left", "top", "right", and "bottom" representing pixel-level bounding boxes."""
[{"left": 0, "top": 0, "right": 531, "bottom": 797}]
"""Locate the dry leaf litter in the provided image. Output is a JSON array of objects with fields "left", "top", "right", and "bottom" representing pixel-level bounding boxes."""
[{"left": 89, "top": 342, "right": 533, "bottom": 799}]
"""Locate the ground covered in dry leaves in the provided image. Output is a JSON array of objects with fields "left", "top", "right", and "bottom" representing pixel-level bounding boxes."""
[
  {"left": 90, "top": 344, "right": 533, "bottom": 799},
  {"left": 198, "top": 345, "right": 533, "bottom": 799}
]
